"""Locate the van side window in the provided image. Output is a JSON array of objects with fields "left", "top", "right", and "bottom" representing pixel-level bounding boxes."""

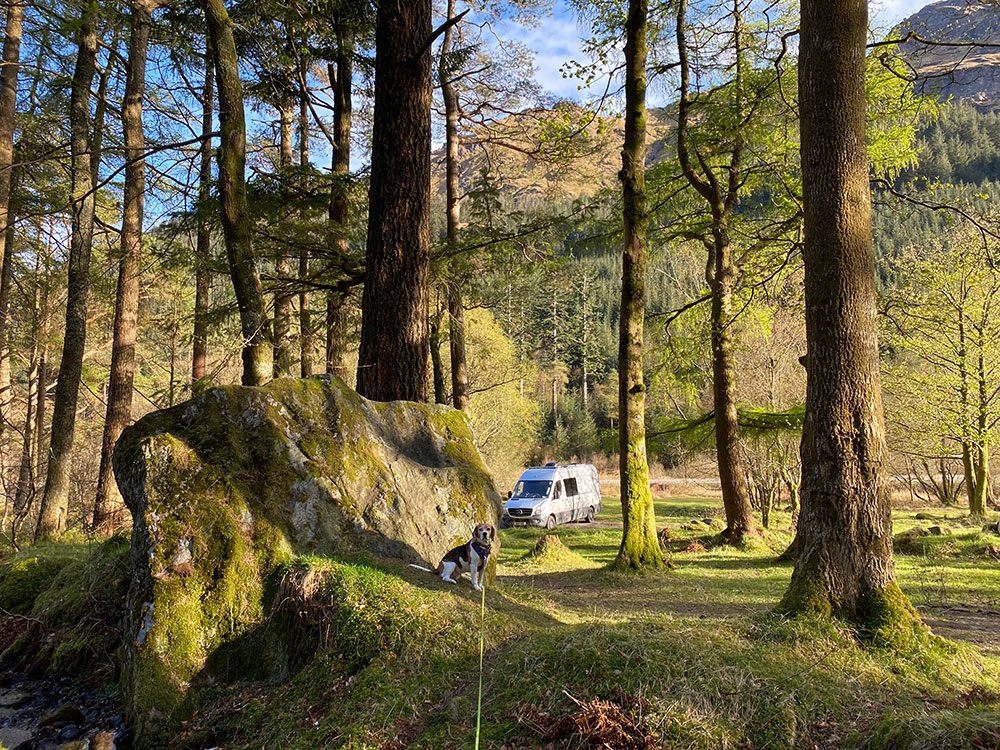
[
  {"left": 565, "top": 478, "right": 578, "bottom": 496},
  {"left": 554, "top": 481, "right": 562, "bottom": 499}
]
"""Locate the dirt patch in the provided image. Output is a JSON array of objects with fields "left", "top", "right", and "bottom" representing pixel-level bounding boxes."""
[{"left": 920, "top": 605, "right": 1000, "bottom": 656}]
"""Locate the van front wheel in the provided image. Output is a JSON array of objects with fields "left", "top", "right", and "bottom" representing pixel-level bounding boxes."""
[
  {"left": 585, "top": 506, "right": 595, "bottom": 523},
  {"left": 545, "top": 515, "right": 557, "bottom": 530}
]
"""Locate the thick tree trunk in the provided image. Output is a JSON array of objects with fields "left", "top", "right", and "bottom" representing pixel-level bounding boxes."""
[
  {"left": 326, "top": 27, "right": 352, "bottom": 375},
  {"left": 0, "top": 0, "right": 23, "bottom": 436},
  {"left": 273, "top": 100, "right": 294, "bottom": 377},
  {"left": 94, "top": 0, "right": 155, "bottom": 534},
  {"left": 781, "top": 0, "right": 922, "bottom": 645},
  {"left": 36, "top": 1, "right": 100, "bottom": 539},
  {"left": 710, "top": 236, "right": 756, "bottom": 542},
  {"left": 204, "top": 0, "right": 272, "bottom": 385},
  {"left": 439, "top": 0, "right": 469, "bottom": 413},
  {"left": 192, "top": 41, "right": 213, "bottom": 383},
  {"left": 615, "top": 0, "right": 664, "bottom": 570},
  {"left": 356, "top": 0, "right": 432, "bottom": 402}
]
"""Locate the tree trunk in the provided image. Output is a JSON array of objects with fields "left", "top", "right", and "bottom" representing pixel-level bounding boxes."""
[
  {"left": 676, "top": 0, "right": 755, "bottom": 545},
  {"left": 273, "top": 99, "right": 294, "bottom": 377},
  {"left": 298, "top": 59, "right": 312, "bottom": 377},
  {"left": 356, "top": 0, "right": 432, "bottom": 402},
  {"left": 0, "top": 0, "right": 23, "bottom": 436},
  {"left": 326, "top": 22, "right": 352, "bottom": 375},
  {"left": 971, "top": 343, "right": 989, "bottom": 516},
  {"left": 781, "top": 0, "right": 922, "bottom": 646},
  {"left": 710, "top": 235, "right": 756, "bottom": 542},
  {"left": 440, "top": 0, "right": 469, "bottom": 413},
  {"left": 94, "top": 0, "right": 155, "bottom": 534},
  {"left": 429, "top": 304, "right": 447, "bottom": 405},
  {"left": 192, "top": 40, "right": 214, "bottom": 383},
  {"left": 204, "top": 0, "right": 272, "bottom": 386},
  {"left": 36, "top": 0, "right": 100, "bottom": 539},
  {"left": 13, "top": 238, "right": 44, "bottom": 522},
  {"left": 615, "top": 0, "right": 664, "bottom": 570}
]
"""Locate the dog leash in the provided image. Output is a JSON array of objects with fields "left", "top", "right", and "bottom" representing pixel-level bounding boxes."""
[{"left": 474, "top": 576, "right": 486, "bottom": 750}]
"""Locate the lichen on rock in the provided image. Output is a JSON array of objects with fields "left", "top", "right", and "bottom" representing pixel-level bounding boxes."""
[{"left": 113, "top": 375, "right": 500, "bottom": 746}]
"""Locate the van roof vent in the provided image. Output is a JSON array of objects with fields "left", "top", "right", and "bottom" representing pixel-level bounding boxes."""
[{"left": 544, "top": 462, "right": 557, "bottom": 467}]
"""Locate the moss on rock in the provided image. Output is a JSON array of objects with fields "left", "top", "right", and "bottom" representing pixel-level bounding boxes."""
[{"left": 113, "top": 375, "right": 500, "bottom": 747}]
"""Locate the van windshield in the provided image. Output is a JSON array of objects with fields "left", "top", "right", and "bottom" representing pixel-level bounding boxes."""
[{"left": 514, "top": 480, "right": 552, "bottom": 498}]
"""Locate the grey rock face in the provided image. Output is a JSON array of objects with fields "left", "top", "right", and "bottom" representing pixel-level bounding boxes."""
[{"left": 112, "top": 375, "right": 499, "bottom": 746}]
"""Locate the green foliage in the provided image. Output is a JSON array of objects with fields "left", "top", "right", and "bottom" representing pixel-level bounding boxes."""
[{"left": 0, "top": 534, "right": 130, "bottom": 680}]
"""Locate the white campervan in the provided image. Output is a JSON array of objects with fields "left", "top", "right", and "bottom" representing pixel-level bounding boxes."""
[{"left": 502, "top": 463, "right": 602, "bottom": 529}]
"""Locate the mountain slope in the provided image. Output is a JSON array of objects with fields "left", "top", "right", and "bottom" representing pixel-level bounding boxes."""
[{"left": 899, "top": 1, "right": 1000, "bottom": 110}]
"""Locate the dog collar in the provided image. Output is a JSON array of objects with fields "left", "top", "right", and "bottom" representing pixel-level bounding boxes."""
[{"left": 472, "top": 541, "right": 491, "bottom": 563}]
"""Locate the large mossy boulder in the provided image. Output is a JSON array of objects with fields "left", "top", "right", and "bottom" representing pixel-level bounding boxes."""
[{"left": 113, "top": 375, "right": 500, "bottom": 746}]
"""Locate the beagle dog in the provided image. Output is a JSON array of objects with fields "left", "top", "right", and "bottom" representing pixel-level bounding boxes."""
[{"left": 410, "top": 523, "right": 496, "bottom": 591}]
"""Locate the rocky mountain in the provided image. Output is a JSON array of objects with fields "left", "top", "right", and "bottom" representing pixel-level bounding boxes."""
[{"left": 898, "top": 1, "right": 1000, "bottom": 110}]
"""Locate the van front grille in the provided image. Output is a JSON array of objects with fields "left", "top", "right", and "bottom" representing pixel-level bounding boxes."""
[{"left": 507, "top": 508, "right": 533, "bottom": 518}]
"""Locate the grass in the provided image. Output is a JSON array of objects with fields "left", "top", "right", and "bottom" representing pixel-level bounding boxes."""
[
  {"left": 3, "top": 495, "right": 998, "bottom": 748},
  {"left": 170, "top": 493, "right": 1000, "bottom": 750}
]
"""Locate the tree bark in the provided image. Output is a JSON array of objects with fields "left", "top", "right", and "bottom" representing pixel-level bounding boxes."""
[
  {"left": 429, "top": 304, "right": 447, "bottom": 404},
  {"left": 192, "top": 40, "right": 214, "bottom": 383},
  {"left": 273, "top": 98, "right": 294, "bottom": 377},
  {"left": 204, "top": 0, "right": 272, "bottom": 386},
  {"left": 94, "top": 0, "right": 156, "bottom": 534},
  {"left": 13, "top": 233, "right": 45, "bottom": 522},
  {"left": 615, "top": 0, "right": 664, "bottom": 570},
  {"left": 356, "top": 0, "right": 432, "bottom": 402},
  {"left": 709, "top": 235, "right": 755, "bottom": 542},
  {"left": 0, "top": 0, "right": 23, "bottom": 436},
  {"left": 781, "top": 0, "right": 922, "bottom": 645},
  {"left": 675, "top": 0, "right": 756, "bottom": 544},
  {"left": 36, "top": 0, "right": 100, "bottom": 539},
  {"left": 326, "top": 22, "right": 352, "bottom": 376},
  {"left": 298, "top": 58, "right": 312, "bottom": 377},
  {"left": 439, "top": 0, "right": 469, "bottom": 413}
]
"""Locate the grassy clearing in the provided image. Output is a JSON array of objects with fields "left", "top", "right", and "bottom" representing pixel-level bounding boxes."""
[{"left": 174, "top": 494, "right": 1000, "bottom": 750}]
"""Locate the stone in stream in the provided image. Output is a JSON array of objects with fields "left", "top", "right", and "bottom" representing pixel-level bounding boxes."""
[
  {"left": 0, "top": 727, "right": 33, "bottom": 750},
  {"left": 113, "top": 376, "right": 501, "bottom": 746},
  {"left": 0, "top": 691, "right": 30, "bottom": 709},
  {"left": 38, "top": 705, "right": 86, "bottom": 730}
]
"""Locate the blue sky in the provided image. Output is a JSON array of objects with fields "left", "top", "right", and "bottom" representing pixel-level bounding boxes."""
[{"left": 514, "top": 0, "right": 935, "bottom": 101}]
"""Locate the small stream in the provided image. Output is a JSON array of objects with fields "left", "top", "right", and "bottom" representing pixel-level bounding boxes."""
[{"left": 0, "top": 670, "right": 130, "bottom": 750}]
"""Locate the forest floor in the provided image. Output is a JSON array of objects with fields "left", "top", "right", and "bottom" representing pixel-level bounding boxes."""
[
  {"left": 183, "top": 493, "right": 1000, "bottom": 750},
  {"left": 4, "top": 495, "right": 1000, "bottom": 749}
]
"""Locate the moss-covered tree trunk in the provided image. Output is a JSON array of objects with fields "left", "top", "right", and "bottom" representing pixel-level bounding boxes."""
[
  {"left": 780, "top": 0, "right": 923, "bottom": 647},
  {"left": 94, "top": 0, "right": 157, "bottom": 534},
  {"left": 971, "top": 342, "right": 990, "bottom": 516},
  {"left": 204, "top": 0, "right": 272, "bottom": 386},
  {"left": 356, "top": 0, "right": 432, "bottom": 402},
  {"left": 192, "top": 41, "right": 213, "bottom": 383},
  {"left": 616, "top": 0, "right": 664, "bottom": 570},
  {"left": 37, "top": 0, "right": 99, "bottom": 539},
  {"left": 326, "top": 23, "right": 352, "bottom": 376}
]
